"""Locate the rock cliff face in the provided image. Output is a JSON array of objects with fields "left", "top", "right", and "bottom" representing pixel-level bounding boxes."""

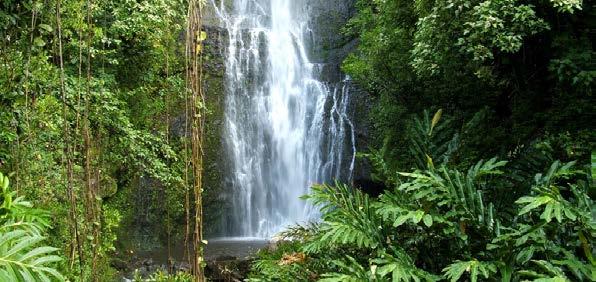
[
  {"left": 304, "top": 0, "right": 373, "bottom": 187},
  {"left": 122, "top": 24, "right": 229, "bottom": 248},
  {"left": 198, "top": 25, "right": 229, "bottom": 236},
  {"left": 196, "top": 0, "right": 373, "bottom": 236},
  {"left": 305, "top": 0, "right": 358, "bottom": 82}
]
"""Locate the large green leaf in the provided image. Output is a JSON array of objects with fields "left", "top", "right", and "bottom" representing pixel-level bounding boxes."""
[{"left": 0, "top": 173, "right": 64, "bottom": 281}]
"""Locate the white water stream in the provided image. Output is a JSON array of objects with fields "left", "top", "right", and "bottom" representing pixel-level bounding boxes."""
[{"left": 213, "top": 0, "right": 355, "bottom": 238}]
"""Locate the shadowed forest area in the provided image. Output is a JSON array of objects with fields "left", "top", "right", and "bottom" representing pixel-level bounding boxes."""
[{"left": 0, "top": 0, "right": 594, "bottom": 281}]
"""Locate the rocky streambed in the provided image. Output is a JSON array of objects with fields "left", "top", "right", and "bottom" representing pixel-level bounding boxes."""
[{"left": 116, "top": 238, "right": 268, "bottom": 281}]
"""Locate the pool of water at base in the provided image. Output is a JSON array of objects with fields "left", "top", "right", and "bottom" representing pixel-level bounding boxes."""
[{"left": 134, "top": 237, "right": 269, "bottom": 264}]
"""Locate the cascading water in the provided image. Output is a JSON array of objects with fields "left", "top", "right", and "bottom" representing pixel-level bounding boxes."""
[{"left": 213, "top": 0, "right": 356, "bottom": 238}]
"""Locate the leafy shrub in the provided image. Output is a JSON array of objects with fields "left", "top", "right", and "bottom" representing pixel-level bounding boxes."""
[
  {"left": 132, "top": 269, "right": 194, "bottom": 282},
  {"left": 248, "top": 241, "right": 329, "bottom": 281},
  {"left": 248, "top": 110, "right": 594, "bottom": 281}
]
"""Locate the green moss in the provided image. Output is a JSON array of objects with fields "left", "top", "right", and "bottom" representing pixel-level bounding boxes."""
[{"left": 202, "top": 66, "right": 227, "bottom": 236}]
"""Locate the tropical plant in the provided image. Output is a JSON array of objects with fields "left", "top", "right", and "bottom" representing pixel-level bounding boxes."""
[
  {"left": 0, "top": 172, "right": 65, "bottom": 281},
  {"left": 131, "top": 269, "right": 194, "bottom": 282},
  {"left": 248, "top": 109, "right": 594, "bottom": 282},
  {"left": 302, "top": 182, "right": 384, "bottom": 253}
]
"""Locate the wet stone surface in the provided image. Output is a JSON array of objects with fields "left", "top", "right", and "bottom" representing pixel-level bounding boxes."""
[{"left": 118, "top": 238, "right": 268, "bottom": 281}]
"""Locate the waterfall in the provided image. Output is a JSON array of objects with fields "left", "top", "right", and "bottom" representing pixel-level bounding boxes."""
[{"left": 213, "top": 0, "right": 356, "bottom": 238}]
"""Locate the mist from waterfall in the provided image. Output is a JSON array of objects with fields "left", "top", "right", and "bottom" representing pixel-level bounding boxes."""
[{"left": 213, "top": 0, "right": 356, "bottom": 238}]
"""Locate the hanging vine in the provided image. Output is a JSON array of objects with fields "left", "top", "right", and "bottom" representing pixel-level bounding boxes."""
[
  {"left": 81, "top": 0, "right": 101, "bottom": 279},
  {"left": 56, "top": 0, "right": 84, "bottom": 274},
  {"left": 185, "top": 0, "right": 207, "bottom": 281}
]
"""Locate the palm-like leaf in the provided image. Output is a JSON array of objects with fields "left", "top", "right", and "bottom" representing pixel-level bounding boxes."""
[
  {"left": 373, "top": 248, "right": 439, "bottom": 281},
  {"left": 378, "top": 158, "right": 506, "bottom": 233},
  {"left": 303, "top": 182, "right": 383, "bottom": 252},
  {"left": 407, "top": 109, "right": 459, "bottom": 169},
  {"left": 319, "top": 256, "right": 371, "bottom": 282},
  {"left": 442, "top": 259, "right": 497, "bottom": 282},
  {"left": 0, "top": 172, "right": 64, "bottom": 281},
  {"left": 0, "top": 227, "right": 64, "bottom": 281}
]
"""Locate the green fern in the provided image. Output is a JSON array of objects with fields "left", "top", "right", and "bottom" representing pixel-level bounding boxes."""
[
  {"left": 247, "top": 241, "right": 322, "bottom": 282},
  {"left": 321, "top": 251, "right": 439, "bottom": 282},
  {"left": 143, "top": 270, "right": 193, "bottom": 282},
  {"left": 373, "top": 249, "right": 439, "bottom": 281},
  {"left": 303, "top": 182, "right": 383, "bottom": 252},
  {"left": 377, "top": 158, "right": 506, "bottom": 235},
  {"left": 407, "top": 109, "right": 459, "bottom": 169},
  {"left": 248, "top": 110, "right": 594, "bottom": 282},
  {"left": 362, "top": 148, "right": 398, "bottom": 186},
  {"left": 442, "top": 259, "right": 497, "bottom": 282},
  {"left": 516, "top": 161, "right": 584, "bottom": 223},
  {"left": 277, "top": 222, "right": 322, "bottom": 242},
  {"left": 319, "top": 256, "right": 371, "bottom": 282},
  {"left": 550, "top": 251, "right": 593, "bottom": 281}
]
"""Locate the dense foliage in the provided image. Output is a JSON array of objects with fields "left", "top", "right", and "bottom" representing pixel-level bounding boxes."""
[
  {"left": 248, "top": 111, "right": 594, "bottom": 281},
  {"left": 343, "top": 0, "right": 593, "bottom": 170},
  {"left": 0, "top": 0, "right": 211, "bottom": 280},
  {"left": 248, "top": 1, "right": 593, "bottom": 280}
]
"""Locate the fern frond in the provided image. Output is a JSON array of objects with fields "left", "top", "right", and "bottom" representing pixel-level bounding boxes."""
[
  {"left": 442, "top": 259, "right": 497, "bottom": 282},
  {"left": 373, "top": 249, "right": 440, "bottom": 281},
  {"left": 304, "top": 183, "right": 383, "bottom": 252},
  {"left": 376, "top": 191, "right": 442, "bottom": 229},
  {"left": 319, "top": 256, "right": 370, "bottom": 282},
  {"left": 277, "top": 222, "right": 321, "bottom": 241},
  {"left": 551, "top": 251, "right": 593, "bottom": 281},
  {"left": 382, "top": 159, "right": 504, "bottom": 233},
  {"left": 516, "top": 161, "right": 585, "bottom": 223},
  {"left": 407, "top": 109, "right": 459, "bottom": 169}
]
